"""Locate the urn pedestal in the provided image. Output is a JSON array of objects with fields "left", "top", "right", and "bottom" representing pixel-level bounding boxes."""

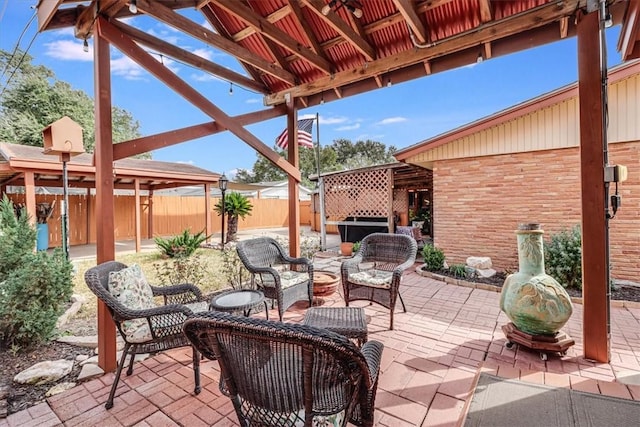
[{"left": 500, "top": 223, "right": 575, "bottom": 359}]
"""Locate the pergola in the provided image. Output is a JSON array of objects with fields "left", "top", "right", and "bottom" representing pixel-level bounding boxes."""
[{"left": 35, "top": 0, "right": 640, "bottom": 370}]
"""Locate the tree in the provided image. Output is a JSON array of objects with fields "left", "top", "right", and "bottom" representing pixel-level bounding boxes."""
[
  {"left": 214, "top": 192, "right": 253, "bottom": 242},
  {"left": 0, "top": 49, "right": 147, "bottom": 158}
]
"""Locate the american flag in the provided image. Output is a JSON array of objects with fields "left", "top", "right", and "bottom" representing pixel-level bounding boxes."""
[{"left": 275, "top": 118, "right": 315, "bottom": 149}]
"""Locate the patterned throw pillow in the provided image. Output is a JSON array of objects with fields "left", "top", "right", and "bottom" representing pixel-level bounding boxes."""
[{"left": 108, "top": 264, "right": 156, "bottom": 342}]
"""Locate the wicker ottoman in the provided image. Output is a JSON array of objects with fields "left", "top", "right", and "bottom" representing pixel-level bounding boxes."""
[{"left": 303, "top": 307, "right": 368, "bottom": 347}]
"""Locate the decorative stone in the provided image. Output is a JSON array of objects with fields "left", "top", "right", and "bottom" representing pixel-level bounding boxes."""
[
  {"left": 500, "top": 224, "right": 573, "bottom": 335},
  {"left": 75, "top": 354, "right": 89, "bottom": 362},
  {"left": 476, "top": 268, "right": 496, "bottom": 278},
  {"left": 77, "top": 364, "right": 104, "bottom": 381},
  {"left": 46, "top": 382, "right": 76, "bottom": 397},
  {"left": 55, "top": 294, "right": 87, "bottom": 329},
  {"left": 466, "top": 256, "right": 492, "bottom": 270},
  {"left": 57, "top": 335, "right": 98, "bottom": 348},
  {"left": 13, "top": 360, "right": 74, "bottom": 385}
]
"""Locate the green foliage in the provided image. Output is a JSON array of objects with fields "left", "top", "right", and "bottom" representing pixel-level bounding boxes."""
[
  {"left": 215, "top": 192, "right": 253, "bottom": 242},
  {"left": 0, "top": 49, "right": 146, "bottom": 158},
  {"left": 152, "top": 253, "right": 208, "bottom": 287},
  {"left": 352, "top": 241, "right": 361, "bottom": 253},
  {"left": 0, "top": 196, "right": 73, "bottom": 347},
  {"left": 448, "top": 264, "right": 468, "bottom": 279},
  {"left": 544, "top": 225, "right": 582, "bottom": 290},
  {"left": 155, "top": 229, "right": 208, "bottom": 258},
  {"left": 422, "top": 244, "right": 445, "bottom": 271}
]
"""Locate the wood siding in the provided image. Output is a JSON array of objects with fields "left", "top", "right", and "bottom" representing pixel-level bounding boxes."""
[{"left": 408, "top": 73, "right": 640, "bottom": 164}]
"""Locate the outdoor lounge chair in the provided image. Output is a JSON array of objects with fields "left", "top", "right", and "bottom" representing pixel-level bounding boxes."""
[
  {"left": 236, "top": 237, "right": 313, "bottom": 321},
  {"left": 84, "top": 261, "right": 208, "bottom": 409},
  {"left": 341, "top": 233, "right": 417, "bottom": 330},
  {"left": 183, "top": 311, "right": 383, "bottom": 427}
]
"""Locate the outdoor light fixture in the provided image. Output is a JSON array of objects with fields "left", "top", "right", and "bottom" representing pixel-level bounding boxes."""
[
  {"left": 218, "top": 173, "right": 228, "bottom": 248},
  {"left": 229, "top": 82, "right": 233, "bottom": 96},
  {"left": 476, "top": 52, "right": 484, "bottom": 63},
  {"left": 604, "top": 11, "right": 613, "bottom": 28},
  {"left": 83, "top": 39, "right": 89, "bottom": 53},
  {"left": 386, "top": 78, "right": 392, "bottom": 88},
  {"left": 129, "top": 0, "right": 138, "bottom": 14},
  {"left": 321, "top": 0, "right": 363, "bottom": 18}
]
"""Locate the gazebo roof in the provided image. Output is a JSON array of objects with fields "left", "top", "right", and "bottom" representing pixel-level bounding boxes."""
[
  {"left": 37, "top": 0, "right": 639, "bottom": 111},
  {"left": 0, "top": 142, "right": 220, "bottom": 190}
]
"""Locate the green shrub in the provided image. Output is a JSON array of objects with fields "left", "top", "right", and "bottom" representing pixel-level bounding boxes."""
[
  {"left": 155, "top": 229, "right": 208, "bottom": 258},
  {"left": 544, "top": 225, "right": 582, "bottom": 290},
  {"left": 352, "top": 241, "right": 361, "bottom": 253},
  {"left": 0, "top": 196, "right": 73, "bottom": 348},
  {"left": 152, "top": 253, "right": 208, "bottom": 288},
  {"left": 448, "top": 263, "right": 468, "bottom": 279},
  {"left": 422, "top": 244, "right": 445, "bottom": 271},
  {"left": 219, "top": 243, "right": 251, "bottom": 290}
]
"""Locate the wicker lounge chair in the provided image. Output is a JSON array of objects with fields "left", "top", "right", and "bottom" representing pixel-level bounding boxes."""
[
  {"left": 341, "top": 233, "right": 417, "bottom": 330},
  {"left": 236, "top": 237, "right": 313, "bottom": 321},
  {"left": 183, "top": 311, "right": 383, "bottom": 427},
  {"left": 84, "top": 261, "right": 207, "bottom": 409}
]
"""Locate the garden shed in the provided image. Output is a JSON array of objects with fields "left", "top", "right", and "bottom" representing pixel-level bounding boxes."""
[
  {"left": 312, "top": 163, "right": 432, "bottom": 246},
  {"left": 395, "top": 60, "right": 640, "bottom": 282}
]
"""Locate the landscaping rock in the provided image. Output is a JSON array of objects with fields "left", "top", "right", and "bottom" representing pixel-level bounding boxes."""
[
  {"left": 57, "top": 335, "right": 99, "bottom": 348},
  {"left": 77, "top": 364, "right": 104, "bottom": 382},
  {"left": 75, "top": 354, "right": 89, "bottom": 362},
  {"left": 13, "top": 360, "right": 74, "bottom": 385},
  {"left": 55, "top": 294, "right": 87, "bottom": 329},
  {"left": 477, "top": 268, "right": 497, "bottom": 278},
  {"left": 466, "top": 256, "right": 492, "bottom": 270},
  {"left": 46, "top": 382, "right": 76, "bottom": 397}
]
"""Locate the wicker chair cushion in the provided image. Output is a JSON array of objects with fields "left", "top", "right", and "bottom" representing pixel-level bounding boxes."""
[
  {"left": 261, "top": 270, "right": 308, "bottom": 289},
  {"left": 108, "top": 264, "right": 156, "bottom": 339},
  {"left": 348, "top": 270, "right": 393, "bottom": 289}
]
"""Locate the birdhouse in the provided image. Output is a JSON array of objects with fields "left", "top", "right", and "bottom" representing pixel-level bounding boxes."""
[{"left": 42, "top": 116, "right": 85, "bottom": 156}]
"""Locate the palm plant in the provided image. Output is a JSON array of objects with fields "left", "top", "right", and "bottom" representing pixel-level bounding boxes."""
[{"left": 214, "top": 192, "right": 253, "bottom": 242}]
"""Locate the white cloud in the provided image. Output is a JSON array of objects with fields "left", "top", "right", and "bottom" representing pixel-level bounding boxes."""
[
  {"left": 147, "top": 28, "right": 181, "bottom": 45},
  {"left": 176, "top": 160, "right": 195, "bottom": 165},
  {"left": 43, "top": 40, "right": 93, "bottom": 62},
  {"left": 336, "top": 123, "right": 360, "bottom": 131},
  {"left": 191, "top": 72, "right": 223, "bottom": 82},
  {"left": 245, "top": 98, "right": 261, "bottom": 104},
  {"left": 111, "top": 55, "right": 146, "bottom": 80},
  {"left": 376, "top": 117, "right": 407, "bottom": 125}
]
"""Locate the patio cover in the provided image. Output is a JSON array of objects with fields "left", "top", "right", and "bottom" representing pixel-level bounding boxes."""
[{"left": 34, "top": 0, "right": 640, "bottom": 368}]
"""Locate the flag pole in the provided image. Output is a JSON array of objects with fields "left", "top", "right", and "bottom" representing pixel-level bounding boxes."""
[{"left": 314, "top": 112, "right": 321, "bottom": 186}]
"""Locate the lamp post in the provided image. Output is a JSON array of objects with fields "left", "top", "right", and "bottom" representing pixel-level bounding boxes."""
[{"left": 218, "top": 173, "right": 228, "bottom": 248}]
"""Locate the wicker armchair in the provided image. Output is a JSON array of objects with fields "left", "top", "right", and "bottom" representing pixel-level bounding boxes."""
[
  {"left": 236, "top": 237, "right": 313, "bottom": 321},
  {"left": 84, "top": 261, "right": 207, "bottom": 409},
  {"left": 341, "top": 233, "right": 417, "bottom": 330},
  {"left": 183, "top": 311, "right": 383, "bottom": 427}
]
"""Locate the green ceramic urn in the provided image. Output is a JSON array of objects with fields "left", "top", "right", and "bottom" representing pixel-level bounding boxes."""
[{"left": 500, "top": 223, "right": 573, "bottom": 336}]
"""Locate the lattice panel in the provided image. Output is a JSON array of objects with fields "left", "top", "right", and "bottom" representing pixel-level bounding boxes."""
[
  {"left": 393, "top": 189, "right": 408, "bottom": 213},
  {"left": 324, "top": 168, "right": 390, "bottom": 217}
]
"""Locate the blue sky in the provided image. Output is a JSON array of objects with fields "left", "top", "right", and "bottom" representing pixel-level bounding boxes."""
[{"left": 0, "top": 1, "right": 624, "bottom": 177}]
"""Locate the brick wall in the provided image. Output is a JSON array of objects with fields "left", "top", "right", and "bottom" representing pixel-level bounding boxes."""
[{"left": 432, "top": 141, "right": 640, "bottom": 281}]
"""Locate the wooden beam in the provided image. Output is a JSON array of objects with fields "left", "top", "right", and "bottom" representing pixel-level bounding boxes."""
[
  {"left": 113, "top": 106, "right": 286, "bottom": 160},
  {"left": 289, "top": 0, "right": 326, "bottom": 59},
  {"left": 204, "top": 183, "right": 211, "bottom": 244},
  {"left": 266, "top": 0, "right": 580, "bottom": 105},
  {"left": 618, "top": 0, "right": 640, "bottom": 60},
  {"left": 134, "top": 179, "right": 141, "bottom": 253},
  {"left": 392, "top": 0, "right": 428, "bottom": 44},
  {"left": 110, "top": 19, "right": 267, "bottom": 93},
  {"left": 483, "top": 42, "right": 492, "bottom": 60},
  {"left": 24, "top": 172, "right": 36, "bottom": 227},
  {"left": 93, "top": 22, "right": 117, "bottom": 373},
  {"left": 74, "top": 0, "right": 123, "bottom": 40},
  {"left": 301, "top": 0, "right": 376, "bottom": 60},
  {"left": 37, "top": 0, "right": 64, "bottom": 31},
  {"left": 215, "top": 0, "right": 332, "bottom": 74},
  {"left": 136, "top": 0, "right": 296, "bottom": 85},
  {"left": 231, "top": 4, "right": 292, "bottom": 42},
  {"left": 98, "top": 18, "right": 301, "bottom": 182},
  {"left": 577, "top": 10, "right": 609, "bottom": 363},
  {"left": 560, "top": 16, "right": 570, "bottom": 39},
  {"left": 478, "top": 0, "right": 493, "bottom": 23},
  {"left": 285, "top": 97, "right": 300, "bottom": 257}
]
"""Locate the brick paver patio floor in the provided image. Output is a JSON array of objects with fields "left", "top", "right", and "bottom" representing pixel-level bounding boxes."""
[{"left": 2, "top": 266, "right": 640, "bottom": 426}]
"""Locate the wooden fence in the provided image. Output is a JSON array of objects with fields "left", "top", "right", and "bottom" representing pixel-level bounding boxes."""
[{"left": 8, "top": 194, "right": 312, "bottom": 248}]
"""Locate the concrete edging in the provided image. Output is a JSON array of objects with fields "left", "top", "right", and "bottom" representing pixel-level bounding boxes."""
[{"left": 414, "top": 264, "right": 640, "bottom": 309}]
